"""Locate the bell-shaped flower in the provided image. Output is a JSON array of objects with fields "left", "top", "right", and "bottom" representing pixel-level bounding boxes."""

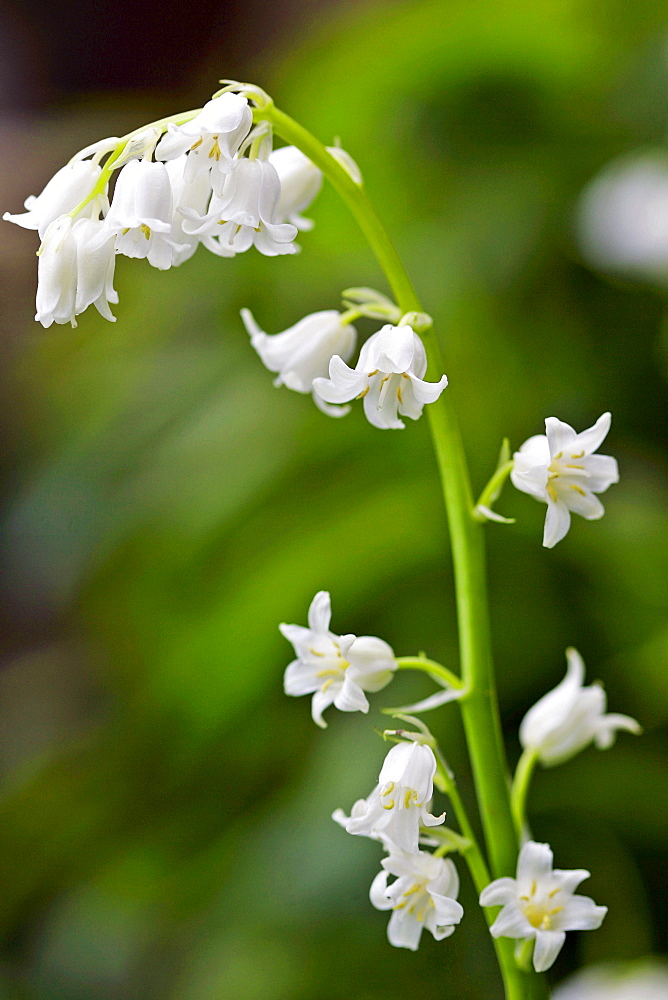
[
  {"left": 35, "top": 213, "right": 118, "bottom": 328},
  {"left": 510, "top": 412, "right": 619, "bottom": 548},
  {"left": 164, "top": 154, "right": 213, "bottom": 266},
  {"left": 102, "top": 158, "right": 186, "bottom": 270},
  {"left": 341, "top": 741, "right": 445, "bottom": 853},
  {"left": 35, "top": 215, "right": 78, "bottom": 327},
  {"left": 281, "top": 590, "right": 396, "bottom": 728},
  {"left": 312, "top": 324, "right": 448, "bottom": 429},
  {"left": 182, "top": 157, "right": 297, "bottom": 257},
  {"left": 480, "top": 841, "right": 607, "bottom": 973},
  {"left": 520, "top": 647, "right": 640, "bottom": 767},
  {"left": 4, "top": 159, "right": 102, "bottom": 239},
  {"left": 370, "top": 849, "right": 464, "bottom": 950},
  {"left": 269, "top": 145, "right": 322, "bottom": 230},
  {"left": 241, "top": 308, "right": 356, "bottom": 413},
  {"left": 155, "top": 92, "right": 253, "bottom": 193}
]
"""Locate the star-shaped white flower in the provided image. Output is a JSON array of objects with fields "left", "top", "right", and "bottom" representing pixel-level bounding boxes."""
[
  {"left": 280, "top": 591, "right": 396, "bottom": 728},
  {"left": 312, "top": 323, "right": 447, "bottom": 429},
  {"left": 511, "top": 412, "right": 619, "bottom": 547},
  {"left": 370, "top": 848, "right": 464, "bottom": 950},
  {"left": 480, "top": 841, "right": 607, "bottom": 972},
  {"left": 340, "top": 741, "right": 445, "bottom": 853},
  {"left": 520, "top": 647, "right": 640, "bottom": 767}
]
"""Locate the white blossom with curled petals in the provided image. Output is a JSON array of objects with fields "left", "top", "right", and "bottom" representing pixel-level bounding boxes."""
[
  {"left": 241, "top": 308, "right": 356, "bottom": 414},
  {"left": 101, "top": 158, "right": 186, "bottom": 270},
  {"left": 480, "top": 841, "right": 607, "bottom": 973},
  {"left": 341, "top": 741, "right": 445, "bottom": 853},
  {"left": 181, "top": 157, "right": 297, "bottom": 257},
  {"left": 313, "top": 323, "right": 447, "bottom": 429},
  {"left": 520, "top": 648, "right": 640, "bottom": 767},
  {"left": 3, "top": 160, "right": 102, "bottom": 239},
  {"left": 155, "top": 92, "right": 253, "bottom": 194},
  {"left": 370, "top": 848, "right": 464, "bottom": 950},
  {"left": 35, "top": 213, "right": 117, "bottom": 327},
  {"left": 280, "top": 591, "right": 396, "bottom": 728},
  {"left": 269, "top": 145, "right": 322, "bottom": 230},
  {"left": 511, "top": 412, "right": 619, "bottom": 548}
]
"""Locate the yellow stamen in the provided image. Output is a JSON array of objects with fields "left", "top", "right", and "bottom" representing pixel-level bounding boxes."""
[
  {"left": 547, "top": 482, "right": 558, "bottom": 503},
  {"left": 190, "top": 138, "right": 203, "bottom": 150},
  {"left": 565, "top": 464, "right": 584, "bottom": 470},
  {"left": 140, "top": 224, "right": 151, "bottom": 240},
  {"left": 308, "top": 647, "right": 325, "bottom": 657},
  {"left": 356, "top": 387, "right": 369, "bottom": 399},
  {"left": 382, "top": 799, "right": 395, "bottom": 810},
  {"left": 571, "top": 450, "right": 584, "bottom": 459},
  {"left": 569, "top": 484, "right": 587, "bottom": 496}
]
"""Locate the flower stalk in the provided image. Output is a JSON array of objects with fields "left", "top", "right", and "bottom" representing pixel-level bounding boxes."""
[{"left": 262, "top": 101, "right": 549, "bottom": 1000}]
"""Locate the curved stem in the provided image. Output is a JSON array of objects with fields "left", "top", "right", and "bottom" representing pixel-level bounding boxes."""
[
  {"left": 474, "top": 460, "right": 515, "bottom": 520},
  {"left": 511, "top": 748, "right": 539, "bottom": 842},
  {"left": 395, "top": 656, "right": 463, "bottom": 690},
  {"left": 267, "top": 104, "right": 548, "bottom": 1000}
]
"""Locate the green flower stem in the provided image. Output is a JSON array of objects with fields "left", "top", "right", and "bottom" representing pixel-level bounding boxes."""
[
  {"left": 66, "top": 109, "right": 204, "bottom": 223},
  {"left": 473, "top": 460, "right": 515, "bottom": 519},
  {"left": 267, "top": 104, "right": 548, "bottom": 1000},
  {"left": 433, "top": 754, "right": 540, "bottom": 1000},
  {"left": 511, "top": 747, "right": 540, "bottom": 842},
  {"left": 395, "top": 656, "right": 464, "bottom": 690}
]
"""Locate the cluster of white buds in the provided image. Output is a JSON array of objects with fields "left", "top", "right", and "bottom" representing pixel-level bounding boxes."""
[
  {"left": 3, "top": 90, "right": 324, "bottom": 328},
  {"left": 244, "top": 291, "right": 448, "bottom": 429}
]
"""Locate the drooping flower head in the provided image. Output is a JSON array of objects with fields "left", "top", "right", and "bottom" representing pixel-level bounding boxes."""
[
  {"left": 370, "top": 848, "right": 464, "bottom": 950},
  {"left": 520, "top": 648, "right": 640, "bottom": 766},
  {"left": 242, "top": 308, "right": 357, "bottom": 414},
  {"left": 480, "top": 841, "right": 607, "bottom": 972},
  {"left": 341, "top": 741, "right": 445, "bottom": 853},
  {"left": 511, "top": 412, "right": 619, "bottom": 547},
  {"left": 280, "top": 591, "right": 396, "bottom": 728},
  {"left": 313, "top": 323, "right": 448, "bottom": 429}
]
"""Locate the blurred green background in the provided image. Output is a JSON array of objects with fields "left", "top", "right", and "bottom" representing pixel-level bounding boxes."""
[{"left": 0, "top": 1, "right": 667, "bottom": 997}]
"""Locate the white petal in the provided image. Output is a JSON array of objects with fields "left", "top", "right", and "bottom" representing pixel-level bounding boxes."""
[
  {"left": 546, "top": 417, "right": 577, "bottom": 456},
  {"left": 480, "top": 877, "right": 518, "bottom": 907},
  {"left": 490, "top": 905, "right": 534, "bottom": 939},
  {"left": 311, "top": 687, "right": 335, "bottom": 728},
  {"left": 572, "top": 412, "right": 611, "bottom": 455},
  {"left": 561, "top": 488, "right": 605, "bottom": 520},
  {"left": 593, "top": 712, "right": 641, "bottom": 748},
  {"left": 533, "top": 930, "right": 566, "bottom": 972},
  {"left": 409, "top": 373, "right": 448, "bottom": 405},
  {"left": 333, "top": 674, "right": 370, "bottom": 714},
  {"left": 369, "top": 870, "right": 393, "bottom": 911},
  {"left": 374, "top": 324, "right": 415, "bottom": 373},
  {"left": 283, "top": 659, "right": 320, "bottom": 696},
  {"left": 543, "top": 500, "right": 571, "bottom": 547},
  {"left": 558, "top": 895, "right": 608, "bottom": 931},
  {"left": 307, "top": 590, "right": 331, "bottom": 633},
  {"left": 517, "top": 841, "right": 554, "bottom": 884},
  {"left": 387, "top": 909, "right": 423, "bottom": 950}
]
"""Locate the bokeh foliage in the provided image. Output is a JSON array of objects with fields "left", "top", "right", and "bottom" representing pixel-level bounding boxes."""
[{"left": 1, "top": 1, "right": 667, "bottom": 997}]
